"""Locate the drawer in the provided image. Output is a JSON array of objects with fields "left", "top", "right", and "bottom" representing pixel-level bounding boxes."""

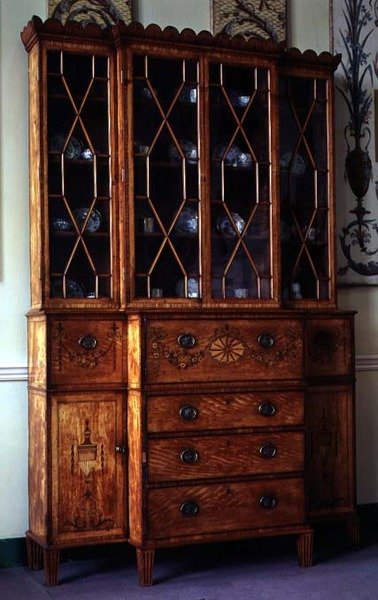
[
  {"left": 146, "top": 318, "right": 303, "bottom": 384},
  {"left": 305, "top": 318, "right": 353, "bottom": 377},
  {"left": 50, "top": 319, "right": 126, "bottom": 385},
  {"left": 148, "top": 477, "right": 305, "bottom": 539},
  {"left": 147, "top": 391, "right": 304, "bottom": 433},
  {"left": 148, "top": 431, "right": 304, "bottom": 482}
]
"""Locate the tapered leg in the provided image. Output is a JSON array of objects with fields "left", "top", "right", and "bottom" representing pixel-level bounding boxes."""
[
  {"left": 136, "top": 548, "right": 155, "bottom": 586},
  {"left": 43, "top": 548, "right": 60, "bottom": 586},
  {"left": 297, "top": 530, "right": 313, "bottom": 567},
  {"left": 26, "top": 536, "right": 43, "bottom": 570},
  {"left": 347, "top": 513, "right": 360, "bottom": 549}
]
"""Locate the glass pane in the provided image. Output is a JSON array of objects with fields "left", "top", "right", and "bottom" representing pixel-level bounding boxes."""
[
  {"left": 47, "top": 50, "right": 112, "bottom": 299},
  {"left": 209, "top": 62, "right": 272, "bottom": 300},
  {"left": 132, "top": 55, "right": 201, "bottom": 299},
  {"left": 280, "top": 75, "right": 330, "bottom": 301}
]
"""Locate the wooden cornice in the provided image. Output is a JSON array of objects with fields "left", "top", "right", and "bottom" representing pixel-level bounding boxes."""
[{"left": 21, "top": 15, "right": 341, "bottom": 69}]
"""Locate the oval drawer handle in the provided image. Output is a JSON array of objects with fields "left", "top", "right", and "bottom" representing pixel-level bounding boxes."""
[
  {"left": 177, "top": 332, "right": 197, "bottom": 349},
  {"left": 258, "top": 401, "right": 276, "bottom": 417},
  {"left": 257, "top": 333, "right": 275, "bottom": 349},
  {"left": 180, "top": 448, "right": 199, "bottom": 464},
  {"left": 179, "top": 405, "right": 198, "bottom": 421},
  {"left": 79, "top": 334, "right": 98, "bottom": 350},
  {"left": 180, "top": 501, "right": 199, "bottom": 516},
  {"left": 259, "top": 494, "right": 277, "bottom": 510},
  {"left": 259, "top": 444, "right": 277, "bottom": 459}
]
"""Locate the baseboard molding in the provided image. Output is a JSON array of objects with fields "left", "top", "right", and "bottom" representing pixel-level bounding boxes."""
[
  {"left": 0, "top": 366, "right": 28, "bottom": 382},
  {"left": 355, "top": 355, "right": 378, "bottom": 372},
  {"left": 1, "top": 504, "right": 377, "bottom": 568},
  {"left": 0, "top": 537, "right": 27, "bottom": 568}
]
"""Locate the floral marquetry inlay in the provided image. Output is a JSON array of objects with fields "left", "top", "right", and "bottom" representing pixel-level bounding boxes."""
[
  {"left": 148, "top": 322, "right": 301, "bottom": 373},
  {"left": 52, "top": 322, "right": 121, "bottom": 370}
]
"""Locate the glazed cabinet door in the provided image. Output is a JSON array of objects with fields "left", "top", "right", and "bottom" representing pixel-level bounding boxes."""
[
  {"left": 131, "top": 51, "right": 201, "bottom": 301},
  {"left": 128, "top": 49, "right": 277, "bottom": 305},
  {"left": 50, "top": 392, "right": 127, "bottom": 544},
  {"left": 44, "top": 45, "right": 117, "bottom": 304},
  {"left": 208, "top": 59, "right": 275, "bottom": 302},
  {"left": 279, "top": 70, "right": 335, "bottom": 305}
]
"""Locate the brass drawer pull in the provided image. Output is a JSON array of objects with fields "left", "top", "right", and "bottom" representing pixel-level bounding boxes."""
[
  {"left": 179, "top": 405, "right": 198, "bottom": 421},
  {"left": 79, "top": 334, "right": 98, "bottom": 350},
  {"left": 180, "top": 501, "right": 199, "bottom": 516},
  {"left": 259, "top": 443, "right": 277, "bottom": 459},
  {"left": 259, "top": 494, "right": 277, "bottom": 510},
  {"left": 180, "top": 448, "right": 199, "bottom": 464},
  {"left": 115, "top": 445, "right": 127, "bottom": 455},
  {"left": 258, "top": 333, "right": 275, "bottom": 349},
  {"left": 177, "top": 332, "right": 197, "bottom": 349},
  {"left": 258, "top": 401, "right": 276, "bottom": 417}
]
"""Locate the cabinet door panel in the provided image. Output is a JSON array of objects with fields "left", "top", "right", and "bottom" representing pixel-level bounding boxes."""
[
  {"left": 146, "top": 318, "right": 303, "bottom": 383},
  {"left": 209, "top": 61, "right": 273, "bottom": 301},
  {"left": 279, "top": 75, "right": 332, "bottom": 303},
  {"left": 306, "top": 388, "right": 354, "bottom": 516},
  {"left": 132, "top": 54, "right": 201, "bottom": 300},
  {"left": 51, "top": 392, "right": 126, "bottom": 543},
  {"left": 47, "top": 49, "right": 114, "bottom": 301}
]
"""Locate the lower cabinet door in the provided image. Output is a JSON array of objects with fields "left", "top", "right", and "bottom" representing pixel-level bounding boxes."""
[
  {"left": 51, "top": 391, "right": 127, "bottom": 543},
  {"left": 148, "top": 477, "right": 305, "bottom": 539},
  {"left": 306, "top": 387, "right": 355, "bottom": 518}
]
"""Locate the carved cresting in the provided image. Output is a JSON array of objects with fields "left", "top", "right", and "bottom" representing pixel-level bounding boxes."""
[
  {"left": 148, "top": 323, "right": 300, "bottom": 372},
  {"left": 53, "top": 322, "right": 121, "bottom": 370},
  {"left": 65, "top": 420, "right": 114, "bottom": 531}
]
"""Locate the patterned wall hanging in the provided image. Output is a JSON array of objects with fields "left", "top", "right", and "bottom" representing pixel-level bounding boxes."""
[
  {"left": 334, "top": 0, "right": 378, "bottom": 285},
  {"left": 211, "top": 0, "right": 287, "bottom": 43},
  {"left": 48, "top": 0, "right": 133, "bottom": 27}
]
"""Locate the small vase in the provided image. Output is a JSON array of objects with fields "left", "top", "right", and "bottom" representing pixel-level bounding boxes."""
[{"left": 345, "top": 138, "right": 372, "bottom": 198}]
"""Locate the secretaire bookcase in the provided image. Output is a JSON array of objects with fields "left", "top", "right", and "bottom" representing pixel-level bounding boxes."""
[{"left": 21, "top": 16, "right": 359, "bottom": 587}]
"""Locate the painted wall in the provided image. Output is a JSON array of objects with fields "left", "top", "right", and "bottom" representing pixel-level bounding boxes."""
[{"left": 0, "top": 0, "right": 374, "bottom": 540}]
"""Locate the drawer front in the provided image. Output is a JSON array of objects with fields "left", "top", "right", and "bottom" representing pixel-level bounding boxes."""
[
  {"left": 50, "top": 319, "right": 126, "bottom": 385},
  {"left": 146, "top": 319, "right": 303, "bottom": 384},
  {"left": 305, "top": 318, "right": 353, "bottom": 377},
  {"left": 148, "top": 478, "right": 305, "bottom": 539},
  {"left": 148, "top": 431, "right": 304, "bottom": 482},
  {"left": 148, "top": 391, "right": 304, "bottom": 433}
]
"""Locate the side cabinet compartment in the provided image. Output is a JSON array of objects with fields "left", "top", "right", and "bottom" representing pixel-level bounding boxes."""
[
  {"left": 306, "top": 387, "right": 355, "bottom": 519},
  {"left": 50, "top": 391, "right": 127, "bottom": 544}
]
